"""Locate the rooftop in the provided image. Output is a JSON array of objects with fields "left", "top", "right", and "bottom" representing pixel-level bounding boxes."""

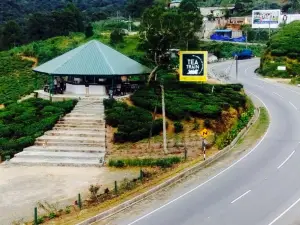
[{"left": 33, "top": 40, "right": 151, "bottom": 76}]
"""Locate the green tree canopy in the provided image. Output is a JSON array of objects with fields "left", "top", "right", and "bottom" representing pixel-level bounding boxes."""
[
  {"left": 1, "top": 20, "right": 22, "bottom": 49},
  {"left": 126, "top": 0, "right": 155, "bottom": 18},
  {"left": 139, "top": 1, "right": 203, "bottom": 82},
  {"left": 179, "top": 0, "right": 199, "bottom": 12}
]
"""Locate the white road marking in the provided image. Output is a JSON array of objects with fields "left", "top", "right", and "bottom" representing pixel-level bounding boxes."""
[
  {"left": 268, "top": 196, "right": 300, "bottom": 225},
  {"left": 252, "top": 76, "right": 300, "bottom": 97},
  {"left": 244, "top": 64, "right": 258, "bottom": 75},
  {"left": 289, "top": 101, "right": 298, "bottom": 111},
  {"left": 277, "top": 150, "right": 295, "bottom": 169},
  {"left": 126, "top": 91, "right": 271, "bottom": 225},
  {"left": 272, "top": 92, "right": 283, "bottom": 99},
  {"left": 231, "top": 190, "right": 251, "bottom": 204},
  {"left": 254, "top": 84, "right": 263, "bottom": 88}
]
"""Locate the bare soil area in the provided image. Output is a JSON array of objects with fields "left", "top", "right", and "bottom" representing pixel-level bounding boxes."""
[{"left": 0, "top": 165, "right": 138, "bottom": 225}]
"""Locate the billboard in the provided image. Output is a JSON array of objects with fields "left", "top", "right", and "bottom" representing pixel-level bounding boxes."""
[
  {"left": 252, "top": 10, "right": 281, "bottom": 28},
  {"left": 179, "top": 51, "right": 208, "bottom": 82}
]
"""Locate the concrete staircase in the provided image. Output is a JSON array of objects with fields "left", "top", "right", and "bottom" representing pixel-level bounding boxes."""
[{"left": 9, "top": 97, "right": 106, "bottom": 167}]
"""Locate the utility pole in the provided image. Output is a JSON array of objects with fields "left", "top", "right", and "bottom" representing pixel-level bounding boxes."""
[
  {"left": 128, "top": 15, "right": 132, "bottom": 33},
  {"left": 160, "top": 80, "right": 168, "bottom": 154},
  {"left": 117, "top": 11, "right": 120, "bottom": 22},
  {"left": 235, "top": 55, "right": 238, "bottom": 80},
  {"left": 245, "top": 31, "right": 248, "bottom": 49},
  {"left": 268, "top": 21, "right": 271, "bottom": 40}
]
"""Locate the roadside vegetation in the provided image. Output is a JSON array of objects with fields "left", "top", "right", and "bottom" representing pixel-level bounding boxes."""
[
  {"left": 0, "top": 98, "right": 76, "bottom": 158},
  {"left": 260, "top": 21, "right": 300, "bottom": 78}
]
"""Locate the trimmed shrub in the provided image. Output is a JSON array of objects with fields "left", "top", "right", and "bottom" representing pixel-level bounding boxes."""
[
  {"left": 0, "top": 99, "right": 76, "bottom": 158},
  {"left": 104, "top": 99, "right": 163, "bottom": 143},
  {"left": 174, "top": 121, "right": 183, "bottom": 133},
  {"left": 131, "top": 82, "right": 247, "bottom": 122},
  {"left": 108, "top": 157, "right": 181, "bottom": 168}
]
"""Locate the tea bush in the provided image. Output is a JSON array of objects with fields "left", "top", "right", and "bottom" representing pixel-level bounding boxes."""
[
  {"left": 108, "top": 157, "right": 181, "bottom": 168},
  {"left": 174, "top": 121, "right": 183, "bottom": 133},
  {"left": 104, "top": 99, "right": 163, "bottom": 143},
  {"left": 0, "top": 98, "right": 76, "bottom": 158},
  {"left": 131, "top": 82, "right": 246, "bottom": 121}
]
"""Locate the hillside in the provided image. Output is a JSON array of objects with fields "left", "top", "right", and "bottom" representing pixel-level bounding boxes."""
[
  {"left": 260, "top": 21, "right": 300, "bottom": 78},
  {"left": 0, "top": 0, "right": 291, "bottom": 26},
  {"left": 0, "top": 0, "right": 126, "bottom": 24}
]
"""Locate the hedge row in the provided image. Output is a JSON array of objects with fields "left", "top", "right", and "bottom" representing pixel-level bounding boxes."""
[
  {"left": 104, "top": 99, "right": 163, "bottom": 143},
  {"left": 131, "top": 82, "right": 246, "bottom": 121},
  {"left": 0, "top": 98, "right": 76, "bottom": 158},
  {"left": 216, "top": 102, "right": 255, "bottom": 150},
  {"left": 108, "top": 157, "right": 181, "bottom": 168}
]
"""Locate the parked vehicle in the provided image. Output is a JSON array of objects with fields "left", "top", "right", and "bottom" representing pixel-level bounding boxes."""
[{"left": 232, "top": 49, "right": 253, "bottom": 60}]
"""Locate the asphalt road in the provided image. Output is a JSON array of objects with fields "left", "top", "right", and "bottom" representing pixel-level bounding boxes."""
[{"left": 107, "top": 59, "right": 300, "bottom": 225}]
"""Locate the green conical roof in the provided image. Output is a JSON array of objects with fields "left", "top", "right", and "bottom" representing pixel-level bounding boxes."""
[{"left": 33, "top": 40, "right": 151, "bottom": 76}]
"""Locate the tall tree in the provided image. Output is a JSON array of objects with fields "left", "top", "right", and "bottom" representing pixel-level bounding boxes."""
[
  {"left": 126, "top": 0, "right": 155, "bottom": 18},
  {"left": 139, "top": 6, "right": 181, "bottom": 82},
  {"left": 27, "top": 13, "right": 52, "bottom": 41},
  {"left": 178, "top": 0, "right": 203, "bottom": 50},
  {"left": 85, "top": 23, "right": 94, "bottom": 38},
  {"left": 139, "top": 2, "right": 203, "bottom": 82},
  {"left": 179, "top": 0, "right": 199, "bottom": 13},
  {"left": 1, "top": 20, "right": 22, "bottom": 49}
]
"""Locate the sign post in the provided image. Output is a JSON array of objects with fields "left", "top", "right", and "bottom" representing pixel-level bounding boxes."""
[
  {"left": 200, "top": 128, "right": 208, "bottom": 161},
  {"left": 235, "top": 55, "right": 238, "bottom": 80},
  {"left": 160, "top": 80, "right": 168, "bottom": 154},
  {"left": 179, "top": 51, "right": 208, "bottom": 82}
]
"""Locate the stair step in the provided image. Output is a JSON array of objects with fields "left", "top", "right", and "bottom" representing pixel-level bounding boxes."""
[
  {"left": 37, "top": 135, "right": 105, "bottom": 142},
  {"left": 14, "top": 151, "right": 105, "bottom": 160},
  {"left": 53, "top": 127, "right": 105, "bottom": 132},
  {"left": 71, "top": 108, "right": 105, "bottom": 114},
  {"left": 45, "top": 130, "right": 105, "bottom": 137},
  {"left": 57, "top": 121, "right": 105, "bottom": 126},
  {"left": 35, "top": 141, "right": 105, "bottom": 147},
  {"left": 24, "top": 145, "right": 106, "bottom": 153},
  {"left": 55, "top": 120, "right": 105, "bottom": 127},
  {"left": 66, "top": 113, "right": 104, "bottom": 117},
  {"left": 8, "top": 157, "right": 103, "bottom": 167},
  {"left": 62, "top": 117, "right": 103, "bottom": 121}
]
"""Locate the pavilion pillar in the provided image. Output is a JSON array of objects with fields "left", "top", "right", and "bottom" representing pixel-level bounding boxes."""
[
  {"left": 49, "top": 74, "right": 53, "bottom": 102},
  {"left": 111, "top": 76, "right": 114, "bottom": 98},
  {"left": 34, "top": 72, "right": 38, "bottom": 90}
]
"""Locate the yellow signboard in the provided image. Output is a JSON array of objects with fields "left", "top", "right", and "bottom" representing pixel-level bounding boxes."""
[
  {"left": 179, "top": 51, "right": 208, "bottom": 82},
  {"left": 200, "top": 128, "right": 209, "bottom": 138}
]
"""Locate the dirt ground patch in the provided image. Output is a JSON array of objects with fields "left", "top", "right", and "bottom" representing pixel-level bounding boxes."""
[{"left": 0, "top": 165, "right": 139, "bottom": 225}]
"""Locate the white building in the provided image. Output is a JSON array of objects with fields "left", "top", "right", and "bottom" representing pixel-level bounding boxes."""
[{"left": 169, "top": 0, "right": 182, "bottom": 8}]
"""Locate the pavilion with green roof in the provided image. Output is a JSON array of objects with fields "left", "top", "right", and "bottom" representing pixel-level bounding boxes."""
[{"left": 33, "top": 40, "right": 151, "bottom": 97}]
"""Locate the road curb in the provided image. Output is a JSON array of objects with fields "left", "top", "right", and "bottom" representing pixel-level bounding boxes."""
[{"left": 77, "top": 108, "right": 261, "bottom": 225}]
